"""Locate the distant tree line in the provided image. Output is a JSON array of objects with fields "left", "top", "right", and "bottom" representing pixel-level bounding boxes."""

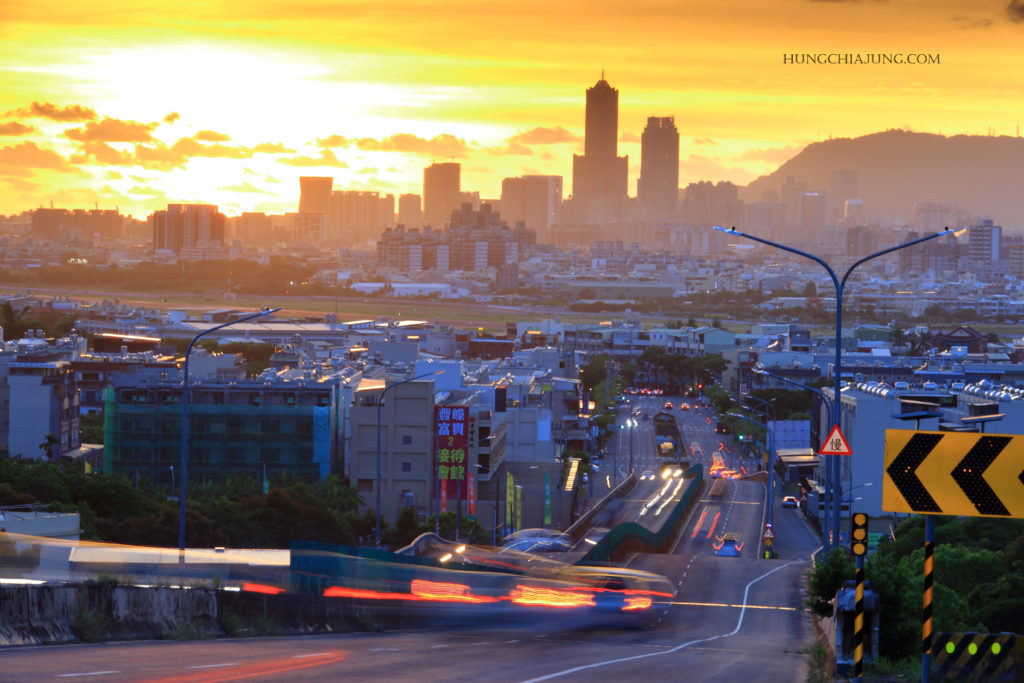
[{"left": 0, "top": 456, "right": 483, "bottom": 550}]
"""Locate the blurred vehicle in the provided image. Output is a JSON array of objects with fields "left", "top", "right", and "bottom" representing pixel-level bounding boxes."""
[
  {"left": 639, "top": 470, "right": 656, "bottom": 481},
  {"left": 782, "top": 495, "right": 798, "bottom": 508},
  {"left": 680, "top": 403, "right": 690, "bottom": 410},
  {"left": 663, "top": 401, "right": 673, "bottom": 410},
  {"left": 715, "top": 422, "right": 729, "bottom": 434},
  {"left": 713, "top": 532, "right": 743, "bottom": 557},
  {"left": 501, "top": 529, "right": 573, "bottom": 553}
]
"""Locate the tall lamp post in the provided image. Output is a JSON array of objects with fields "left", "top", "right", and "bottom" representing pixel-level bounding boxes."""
[
  {"left": 179, "top": 307, "right": 280, "bottom": 566},
  {"left": 716, "top": 225, "right": 965, "bottom": 549},
  {"left": 375, "top": 370, "right": 444, "bottom": 547},
  {"left": 752, "top": 366, "right": 836, "bottom": 542}
]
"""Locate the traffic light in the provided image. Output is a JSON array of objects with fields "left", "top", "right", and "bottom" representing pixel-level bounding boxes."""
[
  {"left": 851, "top": 512, "right": 868, "bottom": 556},
  {"left": 738, "top": 433, "right": 745, "bottom": 441}
]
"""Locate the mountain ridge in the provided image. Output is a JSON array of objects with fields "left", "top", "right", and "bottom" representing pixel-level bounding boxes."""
[{"left": 739, "top": 129, "right": 1024, "bottom": 228}]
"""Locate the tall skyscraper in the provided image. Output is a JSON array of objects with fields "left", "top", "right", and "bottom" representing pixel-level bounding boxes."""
[
  {"left": 423, "top": 162, "right": 460, "bottom": 227},
  {"left": 298, "top": 176, "right": 333, "bottom": 214},
  {"left": 637, "top": 116, "right": 679, "bottom": 217},
  {"left": 572, "top": 75, "right": 628, "bottom": 218}
]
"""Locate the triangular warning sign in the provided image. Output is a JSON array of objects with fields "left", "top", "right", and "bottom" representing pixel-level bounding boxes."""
[
  {"left": 820, "top": 425, "right": 853, "bottom": 455},
  {"left": 762, "top": 526, "right": 775, "bottom": 540}
]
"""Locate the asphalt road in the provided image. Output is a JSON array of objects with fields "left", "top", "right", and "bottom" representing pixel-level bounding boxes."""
[{"left": 0, "top": 395, "right": 822, "bottom": 682}]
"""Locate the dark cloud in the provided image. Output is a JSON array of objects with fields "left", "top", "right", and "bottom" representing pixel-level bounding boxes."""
[
  {"left": 1009, "top": 0, "right": 1024, "bottom": 21},
  {"left": 620, "top": 132, "right": 641, "bottom": 143},
  {"left": 951, "top": 14, "right": 994, "bottom": 29},
  {"left": 692, "top": 137, "right": 716, "bottom": 146},
  {"left": 194, "top": 130, "right": 231, "bottom": 142},
  {"left": 69, "top": 135, "right": 296, "bottom": 170},
  {"left": 509, "top": 126, "right": 580, "bottom": 145},
  {"left": 69, "top": 141, "right": 133, "bottom": 166},
  {"left": 0, "top": 141, "right": 75, "bottom": 172},
  {"left": 278, "top": 149, "right": 349, "bottom": 167},
  {"left": 64, "top": 117, "right": 158, "bottom": 143},
  {"left": 26, "top": 102, "right": 97, "bottom": 122},
  {"left": 0, "top": 122, "right": 35, "bottom": 135}
]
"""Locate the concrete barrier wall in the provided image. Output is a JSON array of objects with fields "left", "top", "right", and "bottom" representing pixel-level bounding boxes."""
[{"left": 0, "top": 584, "right": 362, "bottom": 646}]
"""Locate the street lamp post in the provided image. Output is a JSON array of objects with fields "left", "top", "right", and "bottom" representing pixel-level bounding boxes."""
[
  {"left": 752, "top": 366, "right": 836, "bottom": 541},
  {"left": 629, "top": 418, "right": 636, "bottom": 474},
  {"left": 179, "top": 307, "right": 280, "bottom": 566},
  {"left": 375, "top": 370, "right": 444, "bottom": 547},
  {"left": 716, "top": 225, "right": 964, "bottom": 549}
]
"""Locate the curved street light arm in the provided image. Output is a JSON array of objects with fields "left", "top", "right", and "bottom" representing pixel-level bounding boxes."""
[{"left": 179, "top": 307, "right": 282, "bottom": 563}]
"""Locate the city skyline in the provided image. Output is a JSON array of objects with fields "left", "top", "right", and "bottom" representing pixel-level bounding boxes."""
[{"left": 2, "top": 1, "right": 1023, "bottom": 219}]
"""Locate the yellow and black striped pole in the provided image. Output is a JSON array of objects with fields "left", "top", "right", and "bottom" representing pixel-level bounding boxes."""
[
  {"left": 922, "top": 516, "right": 935, "bottom": 683},
  {"left": 850, "top": 512, "right": 868, "bottom": 680}
]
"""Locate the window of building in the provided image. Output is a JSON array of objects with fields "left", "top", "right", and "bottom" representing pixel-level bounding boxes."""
[
  {"left": 402, "top": 461, "right": 412, "bottom": 472},
  {"left": 402, "top": 435, "right": 413, "bottom": 445}
]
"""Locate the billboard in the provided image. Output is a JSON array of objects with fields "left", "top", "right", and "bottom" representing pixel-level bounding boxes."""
[{"left": 435, "top": 405, "right": 469, "bottom": 498}]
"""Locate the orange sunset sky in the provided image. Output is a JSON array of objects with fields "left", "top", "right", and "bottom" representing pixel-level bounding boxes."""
[{"left": 1, "top": 0, "right": 1023, "bottom": 220}]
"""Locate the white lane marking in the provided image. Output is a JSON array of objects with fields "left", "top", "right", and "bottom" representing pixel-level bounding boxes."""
[
  {"left": 431, "top": 644, "right": 449, "bottom": 648},
  {"left": 473, "top": 642, "right": 490, "bottom": 646},
  {"left": 58, "top": 673, "right": 119, "bottom": 678},
  {"left": 293, "top": 652, "right": 331, "bottom": 658},
  {"left": 189, "top": 663, "right": 238, "bottom": 669},
  {"left": 370, "top": 647, "right": 400, "bottom": 652},
  {"left": 506, "top": 639, "right": 519, "bottom": 643},
  {"left": 518, "top": 561, "right": 805, "bottom": 683}
]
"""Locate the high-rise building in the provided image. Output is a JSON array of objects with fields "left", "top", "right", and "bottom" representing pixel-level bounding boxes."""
[
  {"left": 637, "top": 116, "right": 679, "bottom": 217},
  {"left": 799, "top": 191, "right": 828, "bottom": 244},
  {"left": 969, "top": 218, "right": 1001, "bottom": 278},
  {"left": 829, "top": 170, "right": 859, "bottom": 223},
  {"left": 31, "top": 208, "right": 124, "bottom": 240},
  {"left": 150, "top": 204, "right": 225, "bottom": 259},
  {"left": 398, "top": 194, "right": 422, "bottom": 227},
  {"left": 298, "top": 177, "right": 333, "bottom": 214},
  {"left": 571, "top": 75, "right": 628, "bottom": 219},
  {"left": 423, "top": 162, "right": 461, "bottom": 227},
  {"left": 500, "top": 175, "right": 562, "bottom": 236}
]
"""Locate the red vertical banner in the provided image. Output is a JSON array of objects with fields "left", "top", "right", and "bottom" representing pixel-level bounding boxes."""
[
  {"left": 435, "top": 405, "right": 469, "bottom": 499},
  {"left": 468, "top": 470, "right": 476, "bottom": 516}
]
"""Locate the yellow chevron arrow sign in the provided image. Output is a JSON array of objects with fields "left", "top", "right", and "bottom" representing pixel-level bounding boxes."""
[{"left": 883, "top": 429, "right": 1024, "bottom": 519}]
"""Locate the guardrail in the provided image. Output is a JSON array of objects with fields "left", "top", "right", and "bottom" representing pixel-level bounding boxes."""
[
  {"left": 563, "top": 472, "right": 638, "bottom": 544},
  {"left": 576, "top": 463, "right": 704, "bottom": 564}
]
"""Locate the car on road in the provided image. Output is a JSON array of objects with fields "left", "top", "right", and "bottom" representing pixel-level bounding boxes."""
[
  {"left": 782, "top": 495, "right": 799, "bottom": 508},
  {"left": 713, "top": 532, "right": 743, "bottom": 557},
  {"left": 639, "top": 470, "right": 656, "bottom": 481},
  {"left": 715, "top": 422, "right": 729, "bottom": 434},
  {"left": 663, "top": 401, "right": 673, "bottom": 410},
  {"left": 680, "top": 403, "right": 690, "bottom": 410}
]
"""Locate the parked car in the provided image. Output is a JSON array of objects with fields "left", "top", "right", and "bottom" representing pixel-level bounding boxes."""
[{"left": 782, "top": 495, "right": 799, "bottom": 508}]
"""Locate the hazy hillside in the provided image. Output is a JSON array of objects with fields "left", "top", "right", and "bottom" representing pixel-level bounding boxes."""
[{"left": 740, "top": 130, "right": 1024, "bottom": 227}]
